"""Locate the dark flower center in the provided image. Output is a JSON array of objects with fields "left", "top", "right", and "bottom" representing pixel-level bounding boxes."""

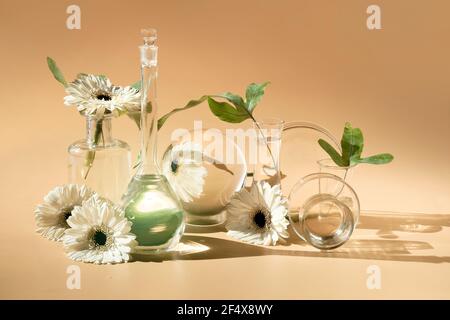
[
  {"left": 93, "top": 230, "right": 108, "bottom": 246},
  {"left": 96, "top": 94, "right": 111, "bottom": 101},
  {"left": 171, "top": 160, "right": 179, "bottom": 174},
  {"left": 253, "top": 210, "right": 267, "bottom": 229},
  {"left": 64, "top": 211, "right": 72, "bottom": 221},
  {"left": 60, "top": 207, "right": 74, "bottom": 228}
]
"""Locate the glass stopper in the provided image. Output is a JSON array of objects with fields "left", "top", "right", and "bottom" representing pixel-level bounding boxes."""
[{"left": 141, "top": 28, "right": 157, "bottom": 45}]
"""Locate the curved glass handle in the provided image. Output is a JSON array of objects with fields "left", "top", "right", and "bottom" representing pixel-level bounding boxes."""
[{"left": 283, "top": 121, "right": 341, "bottom": 152}]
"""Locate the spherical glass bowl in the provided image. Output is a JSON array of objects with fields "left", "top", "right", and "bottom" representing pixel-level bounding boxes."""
[{"left": 162, "top": 128, "right": 247, "bottom": 226}]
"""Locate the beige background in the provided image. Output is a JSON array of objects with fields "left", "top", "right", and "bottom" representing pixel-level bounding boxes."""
[{"left": 0, "top": 0, "right": 449, "bottom": 299}]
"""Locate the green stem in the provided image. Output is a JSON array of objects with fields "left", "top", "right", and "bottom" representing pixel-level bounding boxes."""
[
  {"left": 84, "top": 119, "right": 103, "bottom": 180},
  {"left": 245, "top": 112, "right": 279, "bottom": 185}
]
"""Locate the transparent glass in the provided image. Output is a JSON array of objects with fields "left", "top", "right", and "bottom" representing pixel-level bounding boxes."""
[
  {"left": 251, "top": 118, "right": 284, "bottom": 186},
  {"left": 281, "top": 121, "right": 341, "bottom": 192},
  {"left": 318, "top": 158, "right": 354, "bottom": 184},
  {"left": 288, "top": 173, "right": 360, "bottom": 250},
  {"left": 122, "top": 175, "right": 184, "bottom": 252},
  {"left": 279, "top": 121, "right": 360, "bottom": 249},
  {"left": 162, "top": 128, "right": 247, "bottom": 226},
  {"left": 68, "top": 115, "right": 131, "bottom": 203},
  {"left": 122, "top": 28, "right": 185, "bottom": 253}
]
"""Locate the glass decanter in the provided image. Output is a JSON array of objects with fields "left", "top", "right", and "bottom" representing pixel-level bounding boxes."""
[
  {"left": 121, "top": 28, "right": 185, "bottom": 253},
  {"left": 68, "top": 114, "right": 131, "bottom": 203}
]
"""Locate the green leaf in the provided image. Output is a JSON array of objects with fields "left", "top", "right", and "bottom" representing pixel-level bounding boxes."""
[
  {"left": 352, "top": 153, "right": 394, "bottom": 165},
  {"left": 127, "top": 112, "right": 141, "bottom": 129},
  {"left": 212, "top": 92, "right": 252, "bottom": 121},
  {"left": 318, "top": 139, "right": 346, "bottom": 167},
  {"left": 157, "top": 96, "right": 208, "bottom": 130},
  {"left": 207, "top": 97, "right": 250, "bottom": 123},
  {"left": 47, "top": 57, "right": 67, "bottom": 87},
  {"left": 130, "top": 81, "right": 141, "bottom": 90},
  {"left": 213, "top": 92, "right": 246, "bottom": 109},
  {"left": 245, "top": 82, "right": 270, "bottom": 113},
  {"left": 341, "top": 122, "right": 364, "bottom": 166}
]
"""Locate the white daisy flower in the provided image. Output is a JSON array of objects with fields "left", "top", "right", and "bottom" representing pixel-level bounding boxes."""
[
  {"left": 162, "top": 142, "right": 208, "bottom": 203},
  {"left": 225, "top": 181, "right": 289, "bottom": 246},
  {"left": 64, "top": 74, "right": 140, "bottom": 117},
  {"left": 63, "top": 196, "right": 137, "bottom": 264},
  {"left": 35, "top": 184, "right": 94, "bottom": 241}
]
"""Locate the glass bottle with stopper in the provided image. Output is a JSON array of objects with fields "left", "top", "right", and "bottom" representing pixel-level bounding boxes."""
[{"left": 121, "top": 28, "right": 185, "bottom": 253}]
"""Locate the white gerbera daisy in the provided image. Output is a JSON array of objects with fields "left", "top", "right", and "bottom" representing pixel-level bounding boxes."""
[
  {"left": 63, "top": 196, "right": 136, "bottom": 264},
  {"left": 225, "top": 181, "right": 289, "bottom": 246},
  {"left": 35, "top": 184, "right": 94, "bottom": 241},
  {"left": 162, "top": 142, "right": 207, "bottom": 203},
  {"left": 64, "top": 74, "right": 140, "bottom": 117}
]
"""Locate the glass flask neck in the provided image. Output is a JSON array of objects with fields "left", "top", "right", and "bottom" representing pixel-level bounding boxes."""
[
  {"left": 86, "top": 115, "right": 113, "bottom": 147},
  {"left": 138, "top": 37, "right": 159, "bottom": 175}
]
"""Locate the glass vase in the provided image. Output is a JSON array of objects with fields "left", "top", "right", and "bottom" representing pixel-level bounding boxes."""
[
  {"left": 288, "top": 173, "right": 360, "bottom": 250},
  {"left": 251, "top": 118, "right": 284, "bottom": 187},
  {"left": 162, "top": 127, "right": 247, "bottom": 226},
  {"left": 68, "top": 115, "right": 131, "bottom": 203},
  {"left": 122, "top": 28, "right": 185, "bottom": 253},
  {"left": 317, "top": 158, "right": 355, "bottom": 184}
]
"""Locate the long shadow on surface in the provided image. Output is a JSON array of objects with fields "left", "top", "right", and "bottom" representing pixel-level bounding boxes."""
[{"left": 132, "top": 212, "right": 450, "bottom": 264}]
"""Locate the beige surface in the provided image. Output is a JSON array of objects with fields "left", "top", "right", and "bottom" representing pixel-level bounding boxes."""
[
  {"left": 0, "top": 0, "right": 449, "bottom": 299},
  {"left": 1, "top": 211, "right": 450, "bottom": 299}
]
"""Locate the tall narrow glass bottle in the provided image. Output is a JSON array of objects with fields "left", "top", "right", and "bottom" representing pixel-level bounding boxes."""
[{"left": 122, "top": 28, "right": 185, "bottom": 253}]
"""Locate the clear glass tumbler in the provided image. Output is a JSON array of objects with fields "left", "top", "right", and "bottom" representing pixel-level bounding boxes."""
[{"left": 288, "top": 173, "right": 360, "bottom": 250}]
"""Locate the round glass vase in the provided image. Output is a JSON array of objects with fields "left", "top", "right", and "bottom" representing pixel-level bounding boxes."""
[
  {"left": 162, "top": 128, "right": 247, "bottom": 227},
  {"left": 68, "top": 115, "right": 131, "bottom": 203}
]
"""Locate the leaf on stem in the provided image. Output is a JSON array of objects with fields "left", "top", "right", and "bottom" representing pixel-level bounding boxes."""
[
  {"left": 245, "top": 82, "right": 270, "bottom": 113},
  {"left": 154, "top": 82, "right": 269, "bottom": 129},
  {"left": 127, "top": 112, "right": 141, "bottom": 129},
  {"left": 158, "top": 96, "right": 208, "bottom": 130},
  {"left": 47, "top": 57, "right": 67, "bottom": 87},
  {"left": 352, "top": 153, "right": 394, "bottom": 165},
  {"left": 341, "top": 122, "right": 364, "bottom": 166},
  {"left": 214, "top": 92, "right": 246, "bottom": 109},
  {"left": 207, "top": 97, "right": 250, "bottom": 123},
  {"left": 318, "top": 139, "right": 346, "bottom": 167}
]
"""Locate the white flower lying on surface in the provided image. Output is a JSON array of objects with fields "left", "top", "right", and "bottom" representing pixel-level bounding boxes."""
[
  {"left": 162, "top": 142, "right": 208, "bottom": 203},
  {"left": 225, "top": 181, "right": 289, "bottom": 246},
  {"left": 63, "top": 196, "right": 136, "bottom": 264},
  {"left": 64, "top": 74, "right": 140, "bottom": 117},
  {"left": 35, "top": 184, "right": 94, "bottom": 241}
]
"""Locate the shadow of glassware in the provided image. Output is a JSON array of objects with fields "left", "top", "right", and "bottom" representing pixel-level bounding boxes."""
[
  {"left": 131, "top": 212, "right": 450, "bottom": 264},
  {"left": 184, "top": 224, "right": 227, "bottom": 234},
  {"left": 357, "top": 211, "right": 450, "bottom": 239},
  {"left": 131, "top": 234, "right": 449, "bottom": 264}
]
